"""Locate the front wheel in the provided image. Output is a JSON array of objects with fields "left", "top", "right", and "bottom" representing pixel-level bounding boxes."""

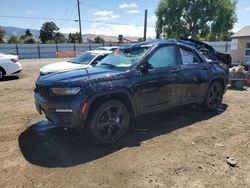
[
  {"left": 87, "top": 100, "right": 130, "bottom": 145},
  {"left": 203, "top": 81, "right": 223, "bottom": 111}
]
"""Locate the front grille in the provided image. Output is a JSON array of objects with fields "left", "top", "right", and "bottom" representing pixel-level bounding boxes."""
[{"left": 36, "top": 84, "right": 49, "bottom": 99}]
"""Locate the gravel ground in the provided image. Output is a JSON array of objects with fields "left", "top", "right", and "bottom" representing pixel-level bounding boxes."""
[{"left": 0, "top": 58, "right": 250, "bottom": 188}]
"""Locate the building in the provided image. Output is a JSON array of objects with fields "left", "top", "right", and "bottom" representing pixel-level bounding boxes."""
[{"left": 231, "top": 26, "right": 250, "bottom": 64}]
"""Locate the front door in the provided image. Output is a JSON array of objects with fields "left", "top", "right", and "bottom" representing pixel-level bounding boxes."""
[{"left": 138, "top": 45, "right": 181, "bottom": 112}]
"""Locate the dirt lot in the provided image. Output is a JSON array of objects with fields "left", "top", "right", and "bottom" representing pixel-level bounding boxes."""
[{"left": 0, "top": 58, "right": 250, "bottom": 188}]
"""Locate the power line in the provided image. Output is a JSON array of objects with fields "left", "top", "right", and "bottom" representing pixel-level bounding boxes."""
[
  {"left": 0, "top": 15, "right": 78, "bottom": 22},
  {"left": 0, "top": 15, "right": 155, "bottom": 27}
]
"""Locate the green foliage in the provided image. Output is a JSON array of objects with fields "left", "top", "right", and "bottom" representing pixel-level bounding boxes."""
[
  {"left": 54, "top": 32, "right": 66, "bottom": 43},
  {"left": 67, "top": 32, "right": 82, "bottom": 43},
  {"left": 0, "top": 27, "right": 5, "bottom": 43},
  {"left": 39, "top": 22, "right": 59, "bottom": 43},
  {"left": 94, "top": 36, "right": 105, "bottom": 43},
  {"left": 46, "top": 40, "right": 56, "bottom": 44},
  {"left": 7, "top": 35, "right": 19, "bottom": 44},
  {"left": 23, "top": 36, "right": 36, "bottom": 44},
  {"left": 25, "top": 29, "right": 32, "bottom": 37},
  {"left": 20, "top": 29, "right": 36, "bottom": 43},
  {"left": 156, "top": 0, "right": 237, "bottom": 41}
]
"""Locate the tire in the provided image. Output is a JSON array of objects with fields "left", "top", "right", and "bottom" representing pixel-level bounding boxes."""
[
  {"left": 87, "top": 100, "right": 130, "bottom": 145},
  {"left": 203, "top": 81, "right": 223, "bottom": 111},
  {"left": 0, "top": 69, "right": 5, "bottom": 80}
]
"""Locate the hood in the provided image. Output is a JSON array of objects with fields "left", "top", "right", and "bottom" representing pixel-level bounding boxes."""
[
  {"left": 37, "top": 67, "right": 124, "bottom": 86},
  {"left": 40, "top": 61, "right": 91, "bottom": 74}
]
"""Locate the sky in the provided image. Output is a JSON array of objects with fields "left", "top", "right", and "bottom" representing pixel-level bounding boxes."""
[{"left": 0, "top": 0, "right": 250, "bottom": 38}]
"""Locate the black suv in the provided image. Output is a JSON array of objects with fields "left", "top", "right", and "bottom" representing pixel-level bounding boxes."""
[{"left": 34, "top": 39, "right": 229, "bottom": 144}]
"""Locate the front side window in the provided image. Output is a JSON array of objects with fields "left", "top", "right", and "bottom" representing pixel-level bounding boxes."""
[
  {"left": 245, "top": 42, "right": 250, "bottom": 56},
  {"left": 180, "top": 47, "right": 199, "bottom": 64},
  {"left": 148, "top": 46, "right": 177, "bottom": 69}
]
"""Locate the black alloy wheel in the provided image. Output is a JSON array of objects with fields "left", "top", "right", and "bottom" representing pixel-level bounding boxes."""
[
  {"left": 88, "top": 100, "right": 129, "bottom": 145},
  {"left": 205, "top": 81, "right": 223, "bottom": 111}
]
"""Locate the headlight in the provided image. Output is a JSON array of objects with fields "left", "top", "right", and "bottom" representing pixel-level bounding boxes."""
[{"left": 50, "top": 87, "right": 81, "bottom": 96}]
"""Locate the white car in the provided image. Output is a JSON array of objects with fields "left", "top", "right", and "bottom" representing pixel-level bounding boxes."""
[
  {"left": 0, "top": 53, "right": 22, "bottom": 80},
  {"left": 40, "top": 50, "right": 112, "bottom": 75},
  {"left": 95, "top": 46, "right": 119, "bottom": 51}
]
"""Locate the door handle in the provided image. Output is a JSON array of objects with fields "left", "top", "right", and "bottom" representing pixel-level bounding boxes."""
[{"left": 170, "top": 69, "right": 181, "bottom": 73}]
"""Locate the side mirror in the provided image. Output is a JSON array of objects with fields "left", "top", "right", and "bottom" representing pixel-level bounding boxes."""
[{"left": 139, "top": 61, "right": 152, "bottom": 74}]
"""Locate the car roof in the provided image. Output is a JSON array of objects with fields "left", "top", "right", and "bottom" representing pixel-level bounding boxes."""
[
  {"left": 85, "top": 50, "right": 113, "bottom": 54},
  {"left": 120, "top": 39, "right": 197, "bottom": 50}
]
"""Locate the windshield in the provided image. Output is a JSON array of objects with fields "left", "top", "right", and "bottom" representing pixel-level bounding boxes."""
[
  {"left": 69, "top": 52, "right": 97, "bottom": 64},
  {"left": 97, "top": 47, "right": 150, "bottom": 68}
]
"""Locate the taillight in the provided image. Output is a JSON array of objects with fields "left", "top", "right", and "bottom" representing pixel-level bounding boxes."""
[{"left": 11, "top": 59, "right": 18, "bottom": 63}]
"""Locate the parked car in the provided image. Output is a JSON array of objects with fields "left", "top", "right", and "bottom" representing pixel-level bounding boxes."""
[
  {"left": 40, "top": 50, "right": 112, "bottom": 75},
  {"left": 34, "top": 39, "right": 228, "bottom": 144},
  {"left": 0, "top": 53, "right": 22, "bottom": 80},
  {"left": 95, "top": 46, "right": 119, "bottom": 51}
]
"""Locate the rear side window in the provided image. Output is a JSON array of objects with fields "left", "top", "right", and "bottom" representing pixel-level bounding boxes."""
[
  {"left": 148, "top": 46, "right": 177, "bottom": 68},
  {"left": 179, "top": 47, "right": 200, "bottom": 64}
]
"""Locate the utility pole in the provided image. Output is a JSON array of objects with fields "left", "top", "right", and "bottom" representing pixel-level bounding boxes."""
[
  {"left": 77, "top": 0, "right": 83, "bottom": 43},
  {"left": 143, "top": 9, "right": 148, "bottom": 41}
]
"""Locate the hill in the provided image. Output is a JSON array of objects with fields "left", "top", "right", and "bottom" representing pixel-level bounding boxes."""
[{"left": 1, "top": 26, "right": 138, "bottom": 42}]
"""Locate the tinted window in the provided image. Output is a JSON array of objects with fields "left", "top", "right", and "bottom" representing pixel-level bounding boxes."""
[
  {"left": 180, "top": 47, "right": 199, "bottom": 64},
  {"left": 148, "top": 46, "right": 177, "bottom": 68}
]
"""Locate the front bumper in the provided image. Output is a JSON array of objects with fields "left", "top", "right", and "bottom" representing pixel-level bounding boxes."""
[{"left": 34, "top": 92, "right": 88, "bottom": 128}]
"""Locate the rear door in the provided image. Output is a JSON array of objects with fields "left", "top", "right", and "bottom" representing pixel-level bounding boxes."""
[{"left": 178, "top": 45, "right": 210, "bottom": 104}]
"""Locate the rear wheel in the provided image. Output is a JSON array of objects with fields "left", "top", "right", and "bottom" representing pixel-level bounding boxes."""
[
  {"left": 87, "top": 100, "right": 130, "bottom": 145},
  {"left": 0, "top": 69, "right": 5, "bottom": 80},
  {"left": 204, "top": 81, "right": 223, "bottom": 111}
]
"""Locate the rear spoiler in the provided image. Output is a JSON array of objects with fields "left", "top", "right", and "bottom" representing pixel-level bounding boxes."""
[{"left": 179, "top": 37, "right": 231, "bottom": 66}]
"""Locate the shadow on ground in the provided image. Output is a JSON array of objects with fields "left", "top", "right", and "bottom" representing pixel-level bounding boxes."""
[
  {"left": 227, "top": 85, "right": 248, "bottom": 91},
  {"left": 19, "top": 104, "right": 227, "bottom": 168},
  {"left": 0, "top": 76, "right": 19, "bottom": 81}
]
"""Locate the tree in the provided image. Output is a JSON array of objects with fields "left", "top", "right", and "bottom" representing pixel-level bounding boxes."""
[
  {"left": 94, "top": 36, "right": 105, "bottom": 43},
  {"left": 39, "top": 22, "right": 59, "bottom": 43},
  {"left": 0, "top": 27, "right": 5, "bottom": 43},
  {"left": 54, "top": 32, "right": 66, "bottom": 43},
  {"left": 20, "top": 29, "right": 36, "bottom": 43},
  {"left": 25, "top": 29, "right": 32, "bottom": 37},
  {"left": 23, "top": 36, "right": 36, "bottom": 44},
  {"left": 7, "top": 35, "right": 19, "bottom": 44},
  {"left": 67, "top": 32, "right": 82, "bottom": 43},
  {"left": 156, "top": 0, "right": 237, "bottom": 41}
]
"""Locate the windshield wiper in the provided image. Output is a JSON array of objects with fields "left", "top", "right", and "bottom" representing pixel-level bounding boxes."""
[{"left": 100, "top": 63, "right": 116, "bottom": 68}]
